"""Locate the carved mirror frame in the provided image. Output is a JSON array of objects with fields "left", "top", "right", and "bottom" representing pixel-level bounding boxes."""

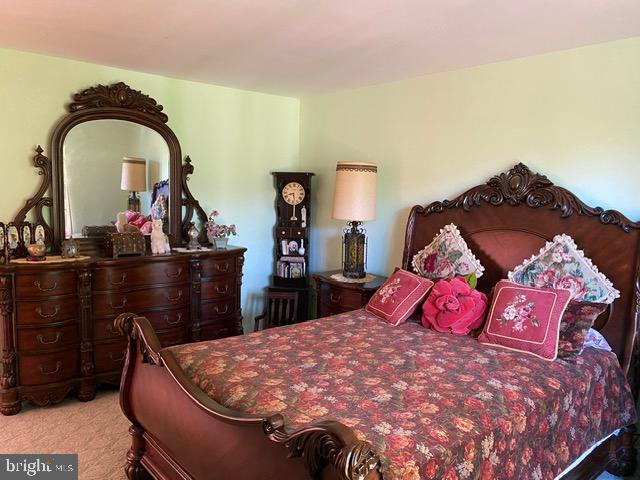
[{"left": 13, "top": 82, "right": 209, "bottom": 254}]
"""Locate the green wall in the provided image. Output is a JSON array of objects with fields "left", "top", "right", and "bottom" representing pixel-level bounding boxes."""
[
  {"left": 2, "top": 37, "right": 639, "bottom": 326},
  {"left": 299, "top": 37, "right": 640, "bottom": 277},
  {"left": 0, "top": 48, "right": 300, "bottom": 328}
]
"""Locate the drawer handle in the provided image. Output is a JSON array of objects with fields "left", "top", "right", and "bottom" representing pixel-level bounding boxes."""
[
  {"left": 108, "top": 351, "right": 126, "bottom": 363},
  {"left": 34, "top": 280, "right": 58, "bottom": 292},
  {"left": 330, "top": 293, "right": 341, "bottom": 304},
  {"left": 215, "top": 285, "right": 229, "bottom": 295},
  {"left": 36, "top": 305, "right": 60, "bottom": 318},
  {"left": 39, "top": 361, "right": 62, "bottom": 376},
  {"left": 166, "top": 290, "right": 183, "bottom": 302},
  {"left": 215, "top": 262, "right": 230, "bottom": 273},
  {"left": 214, "top": 304, "right": 229, "bottom": 315},
  {"left": 110, "top": 273, "right": 127, "bottom": 285},
  {"left": 165, "top": 268, "right": 183, "bottom": 278},
  {"left": 164, "top": 313, "right": 183, "bottom": 325},
  {"left": 37, "top": 332, "right": 62, "bottom": 345},
  {"left": 108, "top": 297, "right": 127, "bottom": 310}
]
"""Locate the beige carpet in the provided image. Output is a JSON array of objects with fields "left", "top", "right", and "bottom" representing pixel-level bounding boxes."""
[
  {"left": 0, "top": 389, "right": 129, "bottom": 480},
  {"left": 0, "top": 389, "right": 631, "bottom": 479}
]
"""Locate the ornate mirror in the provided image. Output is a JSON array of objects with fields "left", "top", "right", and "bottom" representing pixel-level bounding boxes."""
[{"left": 12, "top": 82, "right": 208, "bottom": 255}]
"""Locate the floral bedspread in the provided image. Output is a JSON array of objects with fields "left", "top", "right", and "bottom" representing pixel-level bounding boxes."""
[{"left": 167, "top": 310, "right": 636, "bottom": 480}]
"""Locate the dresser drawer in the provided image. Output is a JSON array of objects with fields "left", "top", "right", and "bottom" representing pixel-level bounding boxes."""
[
  {"left": 144, "top": 307, "right": 191, "bottom": 331},
  {"left": 15, "top": 272, "right": 76, "bottom": 299},
  {"left": 200, "top": 319, "right": 237, "bottom": 341},
  {"left": 321, "top": 285, "right": 363, "bottom": 310},
  {"left": 157, "top": 326, "right": 190, "bottom": 348},
  {"left": 17, "top": 323, "right": 79, "bottom": 352},
  {"left": 93, "top": 286, "right": 190, "bottom": 316},
  {"left": 200, "top": 257, "right": 236, "bottom": 278},
  {"left": 94, "top": 341, "right": 127, "bottom": 374},
  {"left": 18, "top": 349, "right": 79, "bottom": 386},
  {"left": 93, "top": 317, "right": 121, "bottom": 341},
  {"left": 92, "top": 261, "right": 190, "bottom": 291},
  {"left": 16, "top": 298, "right": 78, "bottom": 325},
  {"left": 276, "top": 228, "right": 306, "bottom": 239},
  {"left": 201, "top": 299, "right": 236, "bottom": 321},
  {"left": 201, "top": 277, "right": 236, "bottom": 301},
  {"left": 319, "top": 302, "right": 352, "bottom": 318}
]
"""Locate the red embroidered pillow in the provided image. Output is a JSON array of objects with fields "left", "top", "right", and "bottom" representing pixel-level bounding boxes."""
[
  {"left": 365, "top": 269, "right": 434, "bottom": 326},
  {"left": 558, "top": 301, "right": 608, "bottom": 358},
  {"left": 478, "top": 280, "right": 571, "bottom": 361}
]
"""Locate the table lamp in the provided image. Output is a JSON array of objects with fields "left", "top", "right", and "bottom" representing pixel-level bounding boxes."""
[
  {"left": 121, "top": 157, "right": 147, "bottom": 212},
  {"left": 332, "top": 161, "right": 377, "bottom": 279}
]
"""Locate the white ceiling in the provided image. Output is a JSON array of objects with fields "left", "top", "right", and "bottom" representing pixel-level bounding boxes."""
[{"left": 1, "top": 0, "right": 639, "bottom": 96}]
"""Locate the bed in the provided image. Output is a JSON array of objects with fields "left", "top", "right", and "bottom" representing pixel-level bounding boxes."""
[{"left": 115, "top": 163, "right": 639, "bottom": 480}]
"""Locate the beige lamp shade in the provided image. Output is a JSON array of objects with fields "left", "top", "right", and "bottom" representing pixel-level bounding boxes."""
[
  {"left": 120, "top": 157, "right": 147, "bottom": 192},
  {"left": 332, "top": 161, "right": 377, "bottom": 222}
]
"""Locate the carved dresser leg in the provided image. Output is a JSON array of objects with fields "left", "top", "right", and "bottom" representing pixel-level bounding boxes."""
[
  {"left": 606, "top": 426, "right": 637, "bottom": 477},
  {"left": 1, "top": 390, "right": 21, "bottom": 416},
  {"left": 125, "top": 425, "right": 149, "bottom": 480},
  {"left": 76, "top": 381, "right": 96, "bottom": 402}
]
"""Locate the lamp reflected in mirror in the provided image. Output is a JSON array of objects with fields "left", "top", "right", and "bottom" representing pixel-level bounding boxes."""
[{"left": 121, "top": 157, "right": 147, "bottom": 212}]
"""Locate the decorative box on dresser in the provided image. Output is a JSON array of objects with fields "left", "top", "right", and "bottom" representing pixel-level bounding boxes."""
[
  {"left": 0, "top": 248, "right": 245, "bottom": 415},
  {"left": 313, "top": 270, "right": 385, "bottom": 318}
]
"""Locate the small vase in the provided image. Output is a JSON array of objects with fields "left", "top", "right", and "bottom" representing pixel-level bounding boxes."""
[{"left": 212, "top": 237, "right": 228, "bottom": 250}]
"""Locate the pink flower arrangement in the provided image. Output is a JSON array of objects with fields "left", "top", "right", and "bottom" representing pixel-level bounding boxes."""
[
  {"left": 422, "top": 276, "right": 488, "bottom": 335},
  {"left": 206, "top": 210, "right": 237, "bottom": 238}
]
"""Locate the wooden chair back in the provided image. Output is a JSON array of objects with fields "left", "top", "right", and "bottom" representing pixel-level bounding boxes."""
[{"left": 254, "top": 291, "right": 299, "bottom": 331}]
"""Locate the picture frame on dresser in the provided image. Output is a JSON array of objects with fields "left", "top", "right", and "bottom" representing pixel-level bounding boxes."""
[{"left": 0, "top": 82, "right": 246, "bottom": 415}]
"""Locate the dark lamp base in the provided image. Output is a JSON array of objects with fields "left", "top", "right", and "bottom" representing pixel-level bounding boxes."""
[{"left": 341, "top": 221, "right": 367, "bottom": 279}]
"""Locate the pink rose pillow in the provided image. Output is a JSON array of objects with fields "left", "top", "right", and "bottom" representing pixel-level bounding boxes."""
[
  {"left": 365, "top": 269, "right": 434, "bottom": 326},
  {"left": 422, "top": 277, "right": 488, "bottom": 335},
  {"left": 478, "top": 280, "right": 572, "bottom": 361}
]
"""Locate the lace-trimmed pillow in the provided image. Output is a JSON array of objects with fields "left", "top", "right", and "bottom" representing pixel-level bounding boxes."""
[
  {"left": 412, "top": 224, "right": 484, "bottom": 280},
  {"left": 508, "top": 234, "right": 619, "bottom": 304}
]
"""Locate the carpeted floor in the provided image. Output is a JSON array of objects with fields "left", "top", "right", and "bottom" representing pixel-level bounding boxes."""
[
  {"left": 0, "top": 389, "right": 129, "bottom": 480},
  {"left": 0, "top": 390, "right": 631, "bottom": 479}
]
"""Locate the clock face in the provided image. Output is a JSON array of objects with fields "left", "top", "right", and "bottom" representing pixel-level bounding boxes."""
[{"left": 282, "top": 182, "right": 305, "bottom": 206}]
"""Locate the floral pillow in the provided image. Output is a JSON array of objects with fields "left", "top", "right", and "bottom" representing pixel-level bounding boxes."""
[
  {"left": 365, "top": 269, "right": 434, "bottom": 326},
  {"left": 478, "top": 280, "right": 572, "bottom": 361},
  {"left": 412, "top": 224, "right": 484, "bottom": 280},
  {"left": 508, "top": 234, "right": 619, "bottom": 304},
  {"left": 422, "top": 276, "right": 488, "bottom": 336},
  {"left": 582, "top": 328, "right": 612, "bottom": 352},
  {"left": 558, "top": 301, "right": 608, "bottom": 358}
]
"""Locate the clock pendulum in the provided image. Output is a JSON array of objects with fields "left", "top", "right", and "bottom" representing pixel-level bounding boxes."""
[{"left": 282, "top": 181, "right": 305, "bottom": 223}]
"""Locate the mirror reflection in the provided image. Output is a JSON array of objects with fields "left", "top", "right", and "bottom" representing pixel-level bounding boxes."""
[{"left": 63, "top": 120, "right": 170, "bottom": 237}]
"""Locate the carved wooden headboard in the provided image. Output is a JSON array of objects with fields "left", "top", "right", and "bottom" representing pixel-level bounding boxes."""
[{"left": 401, "top": 163, "right": 640, "bottom": 391}]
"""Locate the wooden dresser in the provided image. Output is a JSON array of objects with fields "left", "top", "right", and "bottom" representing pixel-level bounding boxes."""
[{"left": 0, "top": 247, "right": 245, "bottom": 415}]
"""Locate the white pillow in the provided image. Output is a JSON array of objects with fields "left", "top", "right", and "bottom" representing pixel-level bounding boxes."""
[{"left": 581, "top": 328, "right": 612, "bottom": 353}]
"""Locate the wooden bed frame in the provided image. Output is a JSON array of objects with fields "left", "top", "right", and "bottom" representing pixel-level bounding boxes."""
[{"left": 116, "top": 163, "right": 640, "bottom": 480}]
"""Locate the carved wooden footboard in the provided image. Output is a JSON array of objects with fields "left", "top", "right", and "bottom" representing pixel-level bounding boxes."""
[{"left": 115, "top": 313, "right": 382, "bottom": 480}]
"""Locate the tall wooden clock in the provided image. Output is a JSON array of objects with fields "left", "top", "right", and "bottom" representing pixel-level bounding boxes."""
[{"left": 270, "top": 172, "right": 314, "bottom": 322}]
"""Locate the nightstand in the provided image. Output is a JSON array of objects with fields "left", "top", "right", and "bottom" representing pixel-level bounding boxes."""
[{"left": 313, "top": 270, "right": 386, "bottom": 318}]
